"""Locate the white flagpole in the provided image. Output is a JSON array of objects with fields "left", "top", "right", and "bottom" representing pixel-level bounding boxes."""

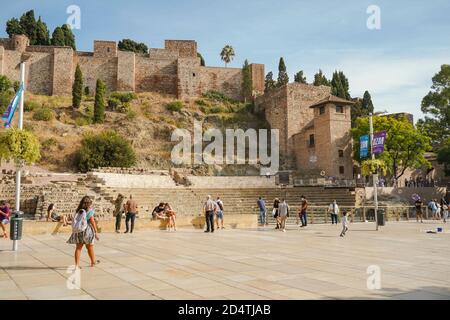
[{"left": 13, "top": 61, "right": 25, "bottom": 251}]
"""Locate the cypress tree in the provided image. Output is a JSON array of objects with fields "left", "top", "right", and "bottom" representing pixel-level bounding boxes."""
[
  {"left": 35, "top": 17, "right": 50, "bottom": 45},
  {"left": 93, "top": 79, "right": 106, "bottom": 124},
  {"left": 61, "top": 24, "right": 76, "bottom": 50},
  {"left": 338, "top": 71, "right": 350, "bottom": 99},
  {"left": 313, "top": 70, "right": 330, "bottom": 86},
  {"left": 331, "top": 71, "right": 346, "bottom": 99},
  {"left": 72, "top": 64, "right": 83, "bottom": 109},
  {"left": 51, "top": 27, "right": 65, "bottom": 46},
  {"left": 19, "top": 10, "right": 37, "bottom": 44},
  {"left": 277, "top": 57, "right": 289, "bottom": 87},
  {"left": 242, "top": 59, "right": 253, "bottom": 102},
  {"left": 264, "top": 72, "right": 276, "bottom": 93},
  {"left": 6, "top": 18, "right": 24, "bottom": 37},
  {"left": 362, "top": 90, "right": 374, "bottom": 114},
  {"left": 294, "top": 70, "right": 307, "bottom": 84}
]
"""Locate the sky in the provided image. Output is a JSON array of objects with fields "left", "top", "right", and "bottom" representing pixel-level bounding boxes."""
[{"left": 1, "top": 0, "right": 449, "bottom": 122}]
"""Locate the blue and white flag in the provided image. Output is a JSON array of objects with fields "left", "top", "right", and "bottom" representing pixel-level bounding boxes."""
[
  {"left": 1, "top": 85, "right": 24, "bottom": 128},
  {"left": 360, "top": 134, "right": 369, "bottom": 158}
]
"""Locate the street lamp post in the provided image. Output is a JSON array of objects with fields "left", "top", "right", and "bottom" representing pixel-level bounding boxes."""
[
  {"left": 369, "top": 113, "right": 379, "bottom": 231},
  {"left": 13, "top": 61, "right": 26, "bottom": 251}
]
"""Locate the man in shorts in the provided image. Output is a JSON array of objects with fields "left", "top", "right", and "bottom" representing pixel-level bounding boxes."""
[
  {"left": 415, "top": 198, "right": 423, "bottom": 223},
  {"left": 0, "top": 201, "right": 11, "bottom": 238}
]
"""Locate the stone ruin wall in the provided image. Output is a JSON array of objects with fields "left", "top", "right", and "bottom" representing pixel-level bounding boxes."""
[{"left": 0, "top": 36, "right": 264, "bottom": 101}]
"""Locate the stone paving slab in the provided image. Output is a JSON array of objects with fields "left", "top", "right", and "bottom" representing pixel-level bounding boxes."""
[{"left": 0, "top": 221, "right": 449, "bottom": 300}]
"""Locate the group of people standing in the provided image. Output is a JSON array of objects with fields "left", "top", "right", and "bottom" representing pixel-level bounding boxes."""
[
  {"left": 113, "top": 194, "right": 140, "bottom": 233},
  {"left": 414, "top": 197, "right": 449, "bottom": 223},
  {"left": 203, "top": 195, "right": 224, "bottom": 233}
]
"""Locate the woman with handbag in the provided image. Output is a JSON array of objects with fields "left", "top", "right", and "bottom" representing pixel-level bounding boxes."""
[{"left": 67, "top": 196, "right": 100, "bottom": 268}]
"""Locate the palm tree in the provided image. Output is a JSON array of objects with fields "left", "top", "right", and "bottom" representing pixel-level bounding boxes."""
[{"left": 220, "top": 45, "right": 235, "bottom": 67}]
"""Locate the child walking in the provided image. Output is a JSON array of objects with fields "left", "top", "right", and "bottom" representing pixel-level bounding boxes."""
[{"left": 340, "top": 210, "right": 349, "bottom": 237}]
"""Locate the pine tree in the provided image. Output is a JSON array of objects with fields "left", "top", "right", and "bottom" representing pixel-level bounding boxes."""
[
  {"left": 294, "top": 70, "right": 307, "bottom": 84},
  {"left": 277, "top": 57, "right": 289, "bottom": 87},
  {"left": 362, "top": 90, "right": 374, "bottom": 114},
  {"left": 331, "top": 71, "right": 346, "bottom": 99},
  {"left": 35, "top": 17, "right": 50, "bottom": 45},
  {"left": 61, "top": 24, "right": 76, "bottom": 50},
  {"left": 19, "top": 10, "right": 37, "bottom": 44},
  {"left": 313, "top": 70, "right": 330, "bottom": 86},
  {"left": 51, "top": 27, "right": 65, "bottom": 46},
  {"left": 72, "top": 64, "right": 83, "bottom": 109},
  {"left": 264, "top": 72, "right": 276, "bottom": 93},
  {"left": 242, "top": 59, "right": 253, "bottom": 102},
  {"left": 6, "top": 18, "right": 24, "bottom": 37},
  {"left": 93, "top": 79, "right": 106, "bottom": 124}
]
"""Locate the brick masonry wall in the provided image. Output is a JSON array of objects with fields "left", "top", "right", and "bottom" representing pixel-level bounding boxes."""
[
  {"left": 250, "top": 63, "right": 265, "bottom": 96},
  {"left": 135, "top": 55, "right": 178, "bottom": 95},
  {"left": 52, "top": 47, "right": 74, "bottom": 95},
  {"left": 75, "top": 54, "right": 117, "bottom": 94},
  {"left": 178, "top": 57, "right": 201, "bottom": 99},
  {"left": 199, "top": 66, "right": 243, "bottom": 101},
  {"left": 117, "top": 50, "right": 135, "bottom": 91},
  {"left": 165, "top": 40, "right": 197, "bottom": 58}
]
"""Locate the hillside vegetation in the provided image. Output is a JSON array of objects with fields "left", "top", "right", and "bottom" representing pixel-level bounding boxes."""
[{"left": 9, "top": 91, "right": 267, "bottom": 173}]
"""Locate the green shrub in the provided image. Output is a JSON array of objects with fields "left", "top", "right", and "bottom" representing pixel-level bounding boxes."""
[
  {"left": 126, "top": 110, "right": 137, "bottom": 120},
  {"left": 195, "top": 99, "right": 209, "bottom": 107},
  {"left": 107, "top": 97, "right": 121, "bottom": 111},
  {"left": 41, "top": 138, "right": 58, "bottom": 150},
  {"left": 117, "top": 102, "right": 131, "bottom": 113},
  {"left": 75, "top": 116, "right": 91, "bottom": 126},
  {"left": 84, "top": 86, "right": 90, "bottom": 96},
  {"left": 0, "top": 127, "right": 40, "bottom": 164},
  {"left": 33, "top": 107, "right": 54, "bottom": 121},
  {"left": 110, "top": 91, "right": 137, "bottom": 103},
  {"left": 203, "top": 90, "right": 235, "bottom": 103},
  {"left": 0, "top": 91, "right": 14, "bottom": 114},
  {"left": 75, "top": 131, "right": 137, "bottom": 172},
  {"left": 24, "top": 101, "right": 41, "bottom": 112},
  {"left": 0, "top": 75, "right": 12, "bottom": 92},
  {"left": 166, "top": 101, "right": 183, "bottom": 112}
]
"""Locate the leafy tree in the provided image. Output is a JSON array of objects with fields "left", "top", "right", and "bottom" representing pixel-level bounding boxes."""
[
  {"left": 19, "top": 10, "right": 38, "bottom": 45},
  {"left": 417, "top": 64, "right": 450, "bottom": 148},
  {"left": 61, "top": 24, "right": 76, "bottom": 50},
  {"left": 35, "top": 17, "right": 50, "bottom": 45},
  {"left": 51, "top": 27, "right": 65, "bottom": 46},
  {"left": 72, "top": 64, "right": 83, "bottom": 109},
  {"left": 0, "top": 127, "right": 40, "bottom": 164},
  {"left": 242, "top": 59, "right": 252, "bottom": 102},
  {"left": 352, "top": 116, "right": 431, "bottom": 180},
  {"left": 294, "top": 70, "right": 307, "bottom": 84},
  {"left": 93, "top": 79, "right": 106, "bottom": 124},
  {"left": 313, "top": 69, "right": 330, "bottom": 86},
  {"left": 220, "top": 45, "right": 235, "bottom": 67},
  {"left": 264, "top": 72, "right": 276, "bottom": 93},
  {"left": 6, "top": 18, "right": 24, "bottom": 37},
  {"left": 361, "top": 159, "right": 387, "bottom": 176},
  {"left": 277, "top": 57, "right": 289, "bottom": 87},
  {"left": 75, "top": 131, "right": 136, "bottom": 172},
  {"left": 437, "top": 138, "right": 450, "bottom": 176},
  {"left": 118, "top": 39, "right": 148, "bottom": 54}
]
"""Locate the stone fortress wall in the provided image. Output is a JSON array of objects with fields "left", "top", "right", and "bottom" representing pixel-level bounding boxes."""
[{"left": 0, "top": 35, "right": 265, "bottom": 100}]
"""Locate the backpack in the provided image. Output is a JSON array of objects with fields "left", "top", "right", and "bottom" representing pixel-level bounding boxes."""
[
  {"left": 217, "top": 201, "right": 224, "bottom": 211},
  {"left": 72, "top": 209, "right": 88, "bottom": 233}
]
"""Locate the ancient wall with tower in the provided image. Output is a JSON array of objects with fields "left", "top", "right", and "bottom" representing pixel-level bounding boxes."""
[{"left": 0, "top": 35, "right": 264, "bottom": 101}]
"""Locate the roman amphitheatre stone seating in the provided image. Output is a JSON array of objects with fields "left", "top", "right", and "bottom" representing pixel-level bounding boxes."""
[
  {"left": 185, "top": 176, "right": 277, "bottom": 188},
  {"left": 89, "top": 171, "right": 177, "bottom": 188}
]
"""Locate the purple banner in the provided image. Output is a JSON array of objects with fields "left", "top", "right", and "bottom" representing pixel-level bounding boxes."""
[{"left": 372, "top": 131, "right": 386, "bottom": 154}]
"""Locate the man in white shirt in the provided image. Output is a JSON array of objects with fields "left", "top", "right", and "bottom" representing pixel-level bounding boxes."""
[
  {"left": 328, "top": 200, "right": 339, "bottom": 225},
  {"left": 204, "top": 195, "right": 216, "bottom": 233}
]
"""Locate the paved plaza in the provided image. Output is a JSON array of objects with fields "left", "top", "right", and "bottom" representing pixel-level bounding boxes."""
[{"left": 0, "top": 221, "right": 449, "bottom": 300}]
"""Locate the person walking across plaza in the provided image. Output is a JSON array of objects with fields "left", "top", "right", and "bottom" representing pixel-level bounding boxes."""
[
  {"left": 415, "top": 197, "right": 424, "bottom": 223},
  {"left": 328, "top": 200, "right": 339, "bottom": 225},
  {"left": 340, "top": 210, "right": 349, "bottom": 237},
  {"left": 441, "top": 198, "right": 449, "bottom": 223},
  {"left": 273, "top": 198, "right": 280, "bottom": 229},
  {"left": 215, "top": 196, "right": 225, "bottom": 230},
  {"left": 113, "top": 194, "right": 125, "bottom": 233},
  {"left": 204, "top": 195, "right": 216, "bottom": 233},
  {"left": 278, "top": 199, "right": 289, "bottom": 232},
  {"left": 257, "top": 197, "right": 267, "bottom": 227},
  {"left": 0, "top": 201, "right": 11, "bottom": 239},
  {"left": 67, "top": 196, "right": 100, "bottom": 268},
  {"left": 125, "top": 195, "right": 138, "bottom": 233},
  {"left": 299, "top": 195, "right": 308, "bottom": 227}
]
